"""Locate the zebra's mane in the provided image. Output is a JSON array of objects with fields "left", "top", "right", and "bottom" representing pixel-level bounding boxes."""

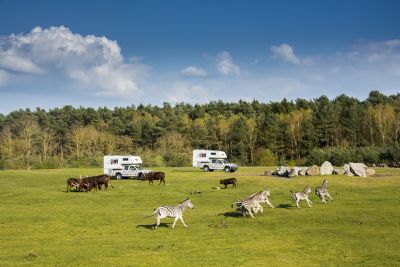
[
  {"left": 303, "top": 186, "right": 310, "bottom": 193},
  {"left": 322, "top": 179, "right": 328, "bottom": 189}
]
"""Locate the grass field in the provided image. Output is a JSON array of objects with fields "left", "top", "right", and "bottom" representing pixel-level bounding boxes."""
[{"left": 0, "top": 167, "right": 399, "bottom": 266}]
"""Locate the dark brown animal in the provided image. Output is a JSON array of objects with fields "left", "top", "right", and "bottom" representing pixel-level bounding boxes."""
[
  {"left": 93, "top": 174, "right": 112, "bottom": 191},
  {"left": 143, "top": 172, "right": 166, "bottom": 185},
  {"left": 220, "top": 178, "right": 237, "bottom": 189},
  {"left": 79, "top": 177, "right": 98, "bottom": 192},
  {"left": 66, "top": 178, "right": 82, "bottom": 192}
]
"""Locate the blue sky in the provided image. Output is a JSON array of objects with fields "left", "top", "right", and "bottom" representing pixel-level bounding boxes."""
[{"left": 0, "top": 0, "right": 399, "bottom": 114}]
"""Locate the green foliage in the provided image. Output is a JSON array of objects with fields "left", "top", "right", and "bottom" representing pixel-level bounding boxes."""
[
  {"left": 0, "top": 91, "right": 400, "bottom": 169},
  {"left": 254, "top": 148, "right": 277, "bottom": 166}
]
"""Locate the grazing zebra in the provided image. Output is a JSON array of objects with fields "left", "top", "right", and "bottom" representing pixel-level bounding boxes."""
[
  {"left": 149, "top": 198, "right": 194, "bottom": 229},
  {"left": 315, "top": 179, "right": 333, "bottom": 204},
  {"left": 291, "top": 186, "right": 313, "bottom": 208}
]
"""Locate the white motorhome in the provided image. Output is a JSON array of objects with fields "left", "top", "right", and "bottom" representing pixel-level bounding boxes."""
[
  {"left": 192, "top": 149, "right": 237, "bottom": 172},
  {"left": 103, "top": 155, "right": 152, "bottom": 179}
]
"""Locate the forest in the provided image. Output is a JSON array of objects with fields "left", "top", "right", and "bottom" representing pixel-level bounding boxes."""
[{"left": 0, "top": 90, "right": 399, "bottom": 169}]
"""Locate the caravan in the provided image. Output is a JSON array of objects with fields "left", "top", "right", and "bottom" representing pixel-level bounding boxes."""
[
  {"left": 192, "top": 149, "right": 237, "bottom": 172},
  {"left": 103, "top": 155, "right": 152, "bottom": 179}
]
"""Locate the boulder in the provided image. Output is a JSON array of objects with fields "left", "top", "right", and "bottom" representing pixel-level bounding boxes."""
[
  {"left": 306, "top": 165, "right": 320, "bottom": 176},
  {"left": 264, "top": 170, "right": 273, "bottom": 176},
  {"left": 333, "top": 168, "right": 345, "bottom": 175},
  {"left": 320, "top": 161, "right": 334, "bottom": 175},
  {"left": 343, "top": 164, "right": 352, "bottom": 176},
  {"left": 349, "top": 162, "right": 368, "bottom": 177},
  {"left": 298, "top": 168, "right": 307, "bottom": 176},
  {"left": 288, "top": 167, "right": 299, "bottom": 177},
  {"left": 276, "top": 166, "right": 290, "bottom": 177},
  {"left": 366, "top": 168, "right": 376, "bottom": 176}
]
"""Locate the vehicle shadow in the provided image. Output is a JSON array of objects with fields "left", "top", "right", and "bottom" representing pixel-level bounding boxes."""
[{"left": 136, "top": 223, "right": 169, "bottom": 230}]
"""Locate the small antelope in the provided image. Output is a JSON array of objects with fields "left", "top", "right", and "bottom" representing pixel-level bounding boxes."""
[
  {"left": 315, "top": 179, "right": 333, "bottom": 204},
  {"left": 291, "top": 186, "right": 313, "bottom": 208}
]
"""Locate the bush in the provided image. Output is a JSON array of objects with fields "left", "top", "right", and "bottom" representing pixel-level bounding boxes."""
[{"left": 254, "top": 148, "right": 277, "bottom": 166}]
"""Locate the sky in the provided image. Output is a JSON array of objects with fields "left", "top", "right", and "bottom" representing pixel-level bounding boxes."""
[{"left": 0, "top": 0, "right": 399, "bottom": 114}]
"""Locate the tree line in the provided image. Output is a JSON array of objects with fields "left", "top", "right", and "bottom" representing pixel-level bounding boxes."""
[{"left": 0, "top": 90, "right": 399, "bottom": 169}]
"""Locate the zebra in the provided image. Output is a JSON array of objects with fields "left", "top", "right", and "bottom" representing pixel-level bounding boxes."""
[
  {"left": 290, "top": 186, "right": 313, "bottom": 208},
  {"left": 234, "top": 190, "right": 268, "bottom": 218},
  {"left": 315, "top": 179, "right": 333, "bottom": 204},
  {"left": 148, "top": 198, "right": 194, "bottom": 229}
]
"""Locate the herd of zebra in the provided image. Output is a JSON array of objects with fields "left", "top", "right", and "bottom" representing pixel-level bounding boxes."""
[{"left": 148, "top": 179, "right": 333, "bottom": 229}]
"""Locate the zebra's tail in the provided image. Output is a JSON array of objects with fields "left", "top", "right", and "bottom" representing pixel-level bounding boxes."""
[{"left": 144, "top": 208, "right": 158, "bottom": 218}]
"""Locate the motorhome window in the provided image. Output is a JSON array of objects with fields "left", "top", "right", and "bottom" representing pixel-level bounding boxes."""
[
  {"left": 211, "top": 152, "right": 216, "bottom": 155},
  {"left": 200, "top": 153, "right": 206, "bottom": 157},
  {"left": 212, "top": 159, "right": 216, "bottom": 163},
  {"left": 124, "top": 166, "right": 129, "bottom": 170},
  {"left": 217, "top": 160, "right": 223, "bottom": 164},
  {"left": 130, "top": 166, "right": 136, "bottom": 170},
  {"left": 111, "top": 159, "right": 118, "bottom": 164},
  {"left": 123, "top": 158, "right": 129, "bottom": 161}
]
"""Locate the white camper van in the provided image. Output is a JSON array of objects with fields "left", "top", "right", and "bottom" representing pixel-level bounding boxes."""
[
  {"left": 103, "top": 155, "right": 152, "bottom": 179},
  {"left": 192, "top": 149, "right": 237, "bottom": 172}
]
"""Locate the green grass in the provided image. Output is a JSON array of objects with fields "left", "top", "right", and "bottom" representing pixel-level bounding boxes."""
[{"left": 0, "top": 167, "right": 399, "bottom": 266}]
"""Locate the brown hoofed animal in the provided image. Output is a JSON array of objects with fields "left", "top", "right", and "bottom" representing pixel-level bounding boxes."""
[
  {"left": 93, "top": 174, "right": 113, "bottom": 191},
  {"left": 66, "top": 178, "right": 82, "bottom": 192},
  {"left": 220, "top": 178, "right": 238, "bottom": 189},
  {"left": 143, "top": 172, "right": 166, "bottom": 185},
  {"left": 79, "top": 177, "right": 98, "bottom": 192}
]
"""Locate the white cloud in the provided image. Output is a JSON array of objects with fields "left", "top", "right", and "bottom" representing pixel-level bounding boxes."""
[
  {"left": 181, "top": 66, "right": 207, "bottom": 77},
  {"left": 166, "top": 82, "right": 211, "bottom": 103},
  {"left": 217, "top": 51, "right": 240, "bottom": 75},
  {"left": 270, "top": 43, "right": 301, "bottom": 64},
  {"left": 0, "top": 26, "right": 148, "bottom": 96}
]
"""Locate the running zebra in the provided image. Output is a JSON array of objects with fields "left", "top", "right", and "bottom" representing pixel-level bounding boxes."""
[
  {"left": 234, "top": 190, "right": 268, "bottom": 218},
  {"left": 291, "top": 186, "right": 313, "bottom": 208},
  {"left": 315, "top": 179, "right": 333, "bottom": 204},
  {"left": 148, "top": 198, "right": 194, "bottom": 229}
]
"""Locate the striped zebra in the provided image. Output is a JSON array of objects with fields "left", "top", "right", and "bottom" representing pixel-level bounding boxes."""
[
  {"left": 291, "top": 186, "right": 313, "bottom": 208},
  {"left": 234, "top": 190, "right": 268, "bottom": 218},
  {"left": 149, "top": 198, "right": 194, "bottom": 229},
  {"left": 315, "top": 179, "right": 333, "bottom": 204}
]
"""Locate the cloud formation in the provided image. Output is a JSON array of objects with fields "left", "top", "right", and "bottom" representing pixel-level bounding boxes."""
[
  {"left": 180, "top": 66, "right": 207, "bottom": 77},
  {"left": 0, "top": 26, "right": 147, "bottom": 95},
  {"left": 270, "top": 43, "right": 301, "bottom": 64},
  {"left": 217, "top": 51, "right": 240, "bottom": 75}
]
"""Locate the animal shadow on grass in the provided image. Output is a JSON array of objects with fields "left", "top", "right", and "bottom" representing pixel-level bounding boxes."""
[
  {"left": 136, "top": 223, "right": 169, "bottom": 230},
  {"left": 276, "top": 203, "right": 293, "bottom": 209},
  {"left": 220, "top": 211, "right": 243, "bottom": 218}
]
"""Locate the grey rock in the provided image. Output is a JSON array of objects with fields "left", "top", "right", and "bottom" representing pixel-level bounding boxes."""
[
  {"left": 264, "top": 170, "right": 273, "bottom": 176},
  {"left": 349, "top": 162, "right": 368, "bottom": 177},
  {"left": 276, "top": 166, "right": 290, "bottom": 177},
  {"left": 288, "top": 167, "right": 299, "bottom": 177},
  {"left": 298, "top": 168, "right": 307, "bottom": 176},
  {"left": 306, "top": 165, "right": 320, "bottom": 176},
  {"left": 320, "top": 161, "right": 334, "bottom": 175},
  {"left": 333, "top": 168, "right": 345, "bottom": 175}
]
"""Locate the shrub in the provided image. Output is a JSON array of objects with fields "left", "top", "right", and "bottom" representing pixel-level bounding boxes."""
[{"left": 254, "top": 148, "right": 277, "bottom": 166}]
